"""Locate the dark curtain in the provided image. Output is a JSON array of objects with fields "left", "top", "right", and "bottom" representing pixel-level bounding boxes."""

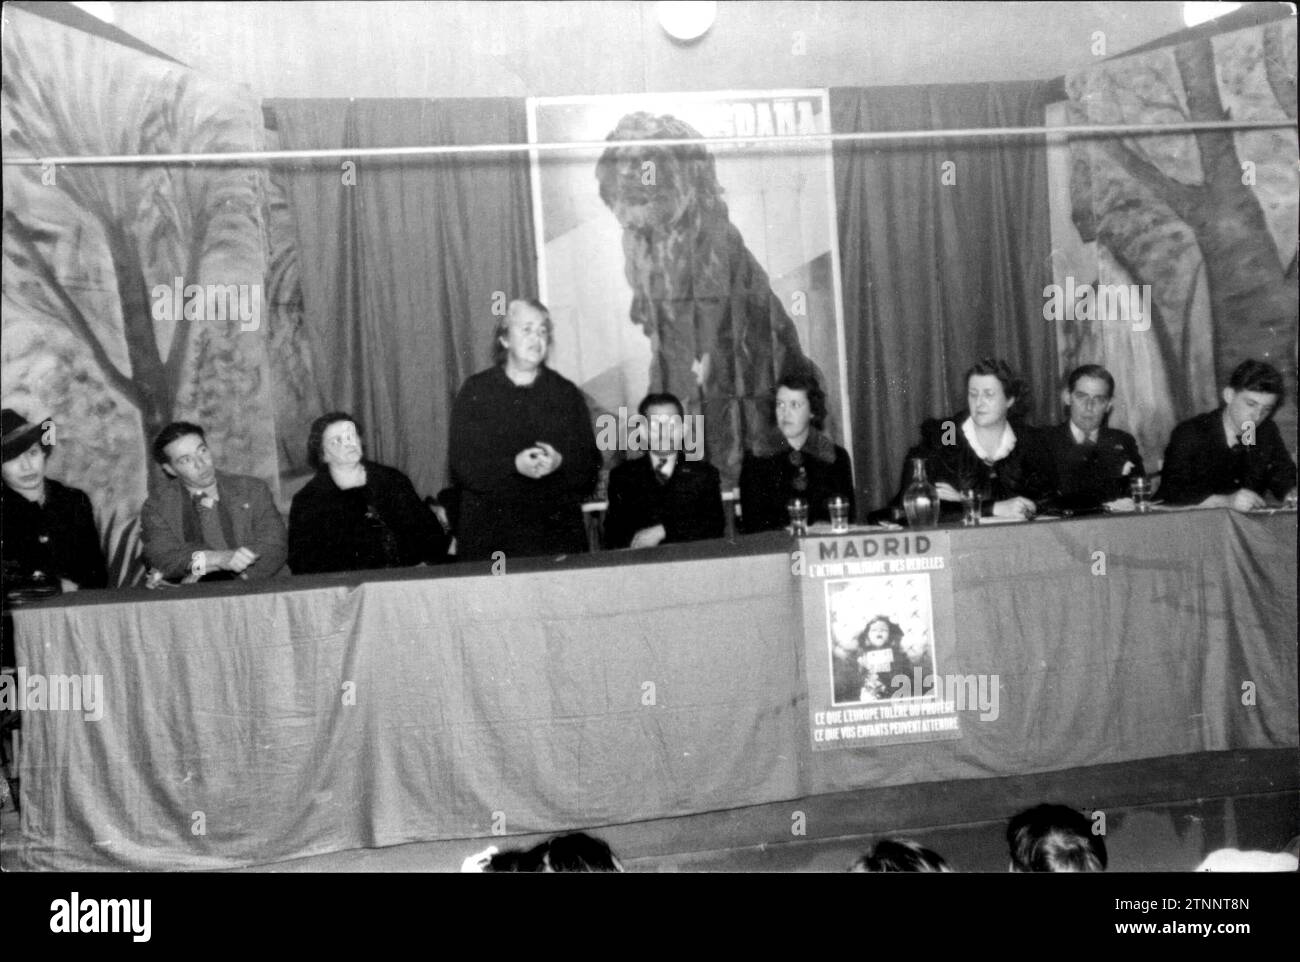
[
  {"left": 831, "top": 83, "right": 1057, "bottom": 513},
  {"left": 264, "top": 98, "right": 537, "bottom": 498}
]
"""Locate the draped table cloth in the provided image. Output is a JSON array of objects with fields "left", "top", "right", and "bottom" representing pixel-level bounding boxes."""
[{"left": 7, "top": 511, "right": 1295, "bottom": 870}]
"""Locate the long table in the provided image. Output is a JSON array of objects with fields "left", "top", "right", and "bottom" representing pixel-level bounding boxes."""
[{"left": 6, "top": 510, "right": 1296, "bottom": 870}]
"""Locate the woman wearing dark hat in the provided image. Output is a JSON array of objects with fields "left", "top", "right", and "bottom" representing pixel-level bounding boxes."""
[{"left": 1, "top": 409, "right": 108, "bottom": 597}]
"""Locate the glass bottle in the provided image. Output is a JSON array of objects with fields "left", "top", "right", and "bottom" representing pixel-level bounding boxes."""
[{"left": 903, "top": 457, "right": 941, "bottom": 528}]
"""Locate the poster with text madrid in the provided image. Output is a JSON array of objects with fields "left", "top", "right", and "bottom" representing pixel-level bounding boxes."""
[
  {"left": 527, "top": 91, "right": 849, "bottom": 489},
  {"left": 799, "top": 530, "right": 966, "bottom": 750}
]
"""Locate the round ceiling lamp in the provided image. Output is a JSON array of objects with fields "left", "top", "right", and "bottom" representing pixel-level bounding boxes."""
[{"left": 656, "top": 1, "right": 717, "bottom": 42}]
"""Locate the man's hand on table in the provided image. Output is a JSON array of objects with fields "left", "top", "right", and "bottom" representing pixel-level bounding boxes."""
[
  {"left": 992, "top": 496, "right": 1036, "bottom": 520},
  {"left": 1201, "top": 489, "right": 1265, "bottom": 512},
  {"left": 630, "top": 524, "right": 667, "bottom": 549}
]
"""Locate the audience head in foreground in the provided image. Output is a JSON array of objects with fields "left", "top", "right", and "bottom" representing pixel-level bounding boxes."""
[
  {"left": 849, "top": 838, "right": 952, "bottom": 872},
  {"left": 1007, "top": 803, "right": 1107, "bottom": 872},
  {"left": 465, "top": 832, "right": 624, "bottom": 873}
]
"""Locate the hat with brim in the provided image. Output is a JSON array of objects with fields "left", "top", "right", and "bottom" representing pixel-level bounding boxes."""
[{"left": 1, "top": 409, "right": 48, "bottom": 463}]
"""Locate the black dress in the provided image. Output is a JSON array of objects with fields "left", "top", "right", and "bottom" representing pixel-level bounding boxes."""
[
  {"left": 2, "top": 479, "right": 107, "bottom": 668},
  {"left": 739, "top": 429, "right": 855, "bottom": 533},
  {"left": 288, "top": 462, "right": 448, "bottom": 574},
  {"left": 1, "top": 479, "right": 107, "bottom": 590},
  {"left": 888, "top": 414, "right": 1054, "bottom": 522},
  {"left": 448, "top": 365, "right": 600, "bottom": 561}
]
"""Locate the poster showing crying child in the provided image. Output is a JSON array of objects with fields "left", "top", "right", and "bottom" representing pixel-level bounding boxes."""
[{"left": 806, "top": 567, "right": 963, "bottom": 750}]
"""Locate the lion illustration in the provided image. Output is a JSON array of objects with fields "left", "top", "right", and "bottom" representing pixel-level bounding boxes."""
[{"left": 595, "top": 111, "right": 819, "bottom": 486}]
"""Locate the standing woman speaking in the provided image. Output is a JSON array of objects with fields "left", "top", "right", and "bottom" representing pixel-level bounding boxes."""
[{"left": 448, "top": 299, "right": 600, "bottom": 561}]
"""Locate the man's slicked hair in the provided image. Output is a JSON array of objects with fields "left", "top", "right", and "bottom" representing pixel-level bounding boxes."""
[
  {"left": 638, "top": 392, "right": 684, "bottom": 419},
  {"left": 1066, "top": 363, "right": 1115, "bottom": 398},
  {"left": 1228, "top": 359, "right": 1285, "bottom": 409},
  {"left": 152, "top": 422, "right": 206, "bottom": 466}
]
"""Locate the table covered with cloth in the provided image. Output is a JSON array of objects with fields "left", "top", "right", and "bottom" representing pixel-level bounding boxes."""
[{"left": 6, "top": 509, "right": 1295, "bottom": 870}]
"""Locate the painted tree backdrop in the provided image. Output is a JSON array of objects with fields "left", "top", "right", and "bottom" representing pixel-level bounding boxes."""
[
  {"left": 1, "top": 7, "right": 324, "bottom": 584},
  {"left": 1052, "top": 18, "right": 1297, "bottom": 467}
]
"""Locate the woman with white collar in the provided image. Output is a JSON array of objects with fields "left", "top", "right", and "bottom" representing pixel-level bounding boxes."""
[{"left": 895, "top": 359, "right": 1052, "bottom": 521}]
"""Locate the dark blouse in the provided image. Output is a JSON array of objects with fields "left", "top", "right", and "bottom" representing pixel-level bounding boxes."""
[
  {"left": 889, "top": 414, "right": 1054, "bottom": 521},
  {"left": 448, "top": 365, "right": 600, "bottom": 561},
  {"left": 1, "top": 478, "right": 107, "bottom": 590},
  {"left": 288, "top": 461, "right": 448, "bottom": 574},
  {"left": 739, "top": 429, "right": 855, "bottom": 533}
]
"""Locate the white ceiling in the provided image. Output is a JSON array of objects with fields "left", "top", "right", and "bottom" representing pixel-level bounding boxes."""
[{"left": 105, "top": 1, "right": 1198, "bottom": 100}]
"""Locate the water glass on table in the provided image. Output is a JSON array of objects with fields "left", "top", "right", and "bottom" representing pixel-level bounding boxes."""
[
  {"left": 1130, "top": 475, "right": 1152, "bottom": 513},
  {"left": 960, "top": 488, "right": 981, "bottom": 526},
  {"left": 828, "top": 496, "right": 850, "bottom": 533},
  {"left": 787, "top": 498, "right": 808, "bottom": 536}
]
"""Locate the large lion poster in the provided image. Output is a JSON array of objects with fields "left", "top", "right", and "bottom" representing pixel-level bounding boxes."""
[{"left": 527, "top": 91, "right": 848, "bottom": 490}]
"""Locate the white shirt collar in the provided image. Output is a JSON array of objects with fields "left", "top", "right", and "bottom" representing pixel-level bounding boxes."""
[
  {"left": 1221, "top": 410, "right": 1240, "bottom": 448},
  {"left": 651, "top": 452, "right": 677, "bottom": 477},
  {"left": 1069, "top": 421, "right": 1099, "bottom": 445},
  {"left": 963, "top": 417, "right": 1016, "bottom": 463},
  {"left": 185, "top": 483, "right": 220, "bottom": 503}
]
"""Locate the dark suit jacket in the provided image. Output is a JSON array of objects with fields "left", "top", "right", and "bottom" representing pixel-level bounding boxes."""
[
  {"left": 1159, "top": 408, "right": 1298, "bottom": 505},
  {"left": 140, "top": 471, "right": 288, "bottom": 580},
  {"left": 603, "top": 455, "right": 726, "bottom": 549},
  {"left": 1040, "top": 421, "right": 1145, "bottom": 513}
]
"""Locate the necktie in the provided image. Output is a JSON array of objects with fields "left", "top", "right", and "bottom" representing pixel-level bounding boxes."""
[
  {"left": 1231, "top": 440, "right": 1249, "bottom": 486},
  {"left": 654, "top": 457, "right": 671, "bottom": 484},
  {"left": 193, "top": 491, "right": 230, "bottom": 551}
]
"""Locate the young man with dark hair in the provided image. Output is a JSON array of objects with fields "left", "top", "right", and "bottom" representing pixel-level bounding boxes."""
[
  {"left": 1040, "top": 364, "right": 1145, "bottom": 513},
  {"left": 1007, "top": 803, "right": 1107, "bottom": 872},
  {"left": 603, "top": 392, "right": 725, "bottom": 549},
  {"left": 141, "top": 422, "right": 287, "bottom": 582},
  {"left": 1159, "top": 359, "right": 1297, "bottom": 510}
]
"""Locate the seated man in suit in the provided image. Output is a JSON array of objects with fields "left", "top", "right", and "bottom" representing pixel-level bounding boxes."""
[
  {"left": 1040, "top": 364, "right": 1144, "bottom": 514},
  {"left": 141, "top": 422, "right": 288, "bottom": 582},
  {"left": 604, "top": 393, "right": 725, "bottom": 549},
  {"left": 1159, "top": 359, "right": 1297, "bottom": 510}
]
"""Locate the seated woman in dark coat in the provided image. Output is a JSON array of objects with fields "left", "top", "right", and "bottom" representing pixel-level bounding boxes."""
[
  {"left": 890, "top": 358, "right": 1053, "bottom": 522},
  {"left": 740, "top": 372, "right": 855, "bottom": 532},
  {"left": 2, "top": 408, "right": 107, "bottom": 595},
  {"left": 288, "top": 413, "right": 448, "bottom": 574},
  {"left": 2, "top": 409, "right": 108, "bottom": 668}
]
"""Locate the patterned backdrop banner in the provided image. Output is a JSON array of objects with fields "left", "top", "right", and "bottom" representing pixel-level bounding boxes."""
[
  {"left": 527, "top": 90, "right": 849, "bottom": 489},
  {"left": 799, "top": 531, "right": 963, "bottom": 750}
]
